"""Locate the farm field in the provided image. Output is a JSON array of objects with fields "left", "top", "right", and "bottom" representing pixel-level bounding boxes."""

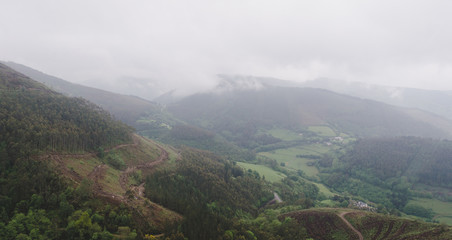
[
  {"left": 410, "top": 198, "right": 452, "bottom": 225},
  {"left": 259, "top": 144, "right": 334, "bottom": 177},
  {"left": 307, "top": 125, "right": 337, "bottom": 137},
  {"left": 237, "top": 162, "right": 286, "bottom": 182},
  {"left": 312, "top": 182, "right": 335, "bottom": 198},
  {"left": 237, "top": 161, "right": 334, "bottom": 198},
  {"left": 266, "top": 128, "right": 304, "bottom": 141}
]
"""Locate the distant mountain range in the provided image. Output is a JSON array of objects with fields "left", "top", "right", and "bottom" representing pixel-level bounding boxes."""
[
  {"left": 165, "top": 74, "right": 452, "bottom": 122},
  {"left": 168, "top": 83, "right": 452, "bottom": 140},
  {"left": 7, "top": 62, "right": 452, "bottom": 140},
  {"left": 302, "top": 78, "right": 452, "bottom": 120}
]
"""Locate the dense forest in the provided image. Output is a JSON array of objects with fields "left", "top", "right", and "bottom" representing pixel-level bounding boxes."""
[
  {"left": 0, "top": 63, "right": 138, "bottom": 239},
  {"left": 0, "top": 64, "right": 133, "bottom": 156},
  {"left": 155, "top": 124, "right": 256, "bottom": 162},
  {"left": 145, "top": 148, "right": 316, "bottom": 239}
]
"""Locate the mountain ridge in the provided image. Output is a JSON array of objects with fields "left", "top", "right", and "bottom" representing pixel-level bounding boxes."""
[
  {"left": 168, "top": 85, "right": 452, "bottom": 141},
  {"left": 2, "top": 61, "right": 160, "bottom": 126}
]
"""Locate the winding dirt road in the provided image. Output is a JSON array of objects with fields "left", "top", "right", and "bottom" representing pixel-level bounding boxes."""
[
  {"left": 45, "top": 135, "right": 168, "bottom": 204},
  {"left": 118, "top": 144, "right": 168, "bottom": 194},
  {"left": 338, "top": 212, "right": 364, "bottom": 240}
]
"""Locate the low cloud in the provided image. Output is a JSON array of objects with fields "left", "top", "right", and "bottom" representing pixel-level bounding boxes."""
[{"left": 2, "top": 0, "right": 452, "bottom": 99}]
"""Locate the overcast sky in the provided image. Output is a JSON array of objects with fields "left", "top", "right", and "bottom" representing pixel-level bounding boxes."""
[{"left": 2, "top": 0, "right": 452, "bottom": 98}]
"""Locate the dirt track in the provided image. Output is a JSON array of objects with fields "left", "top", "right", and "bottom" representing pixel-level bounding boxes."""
[
  {"left": 45, "top": 135, "right": 168, "bottom": 204},
  {"left": 338, "top": 212, "right": 364, "bottom": 240},
  {"left": 118, "top": 144, "right": 169, "bottom": 194}
]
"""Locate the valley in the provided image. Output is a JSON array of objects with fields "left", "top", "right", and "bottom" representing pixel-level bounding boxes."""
[{"left": 2, "top": 62, "right": 452, "bottom": 239}]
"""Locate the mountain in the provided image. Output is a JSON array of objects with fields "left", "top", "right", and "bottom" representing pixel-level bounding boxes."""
[
  {"left": 303, "top": 78, "right": 452, "bottom": 120},
  {"left": 168, "top": 84, "right": 452, "bottom": 145},
  {"left": 2, "top": 61, "right": 161, "bottom": 126},
  {"left": 217, "top": 74, "right": 304, "bottom": 89},
  {"left": 212, "top": 75, "right": 452, "bottom": 122}
]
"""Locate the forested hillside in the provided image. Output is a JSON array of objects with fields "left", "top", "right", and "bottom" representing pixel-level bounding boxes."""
[
  {"left": 335, "top": 137, "right": 452, "bottom": 188},
  {"left": 145, "top": 147, "right": 321, "bottom": 239},
  {"left": 316, "top": 137, "right": 452, "bottom": 218},
  {"left": 0, "top": 63, "right": 142, "bottom": 239},
  {"left": 0, "top": 63, "right": 133, "bottom": 156}
]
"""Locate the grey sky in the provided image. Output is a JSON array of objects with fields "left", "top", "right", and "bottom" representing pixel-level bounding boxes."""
[{"left": 1, "top": 0, "right": 452, "bottom": 98}]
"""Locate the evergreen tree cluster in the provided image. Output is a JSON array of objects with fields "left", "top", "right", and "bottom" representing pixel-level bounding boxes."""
[{"left": 0, "top": 63, "right": 133, "bottom": 159}]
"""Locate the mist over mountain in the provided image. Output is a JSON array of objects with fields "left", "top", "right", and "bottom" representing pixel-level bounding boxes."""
[
  {"left": 204, "top": 74, "right": 452, "bottom": 122},
  {"left": 168, "top": 84, "right": 452, "bottom": 141},
  {"left": 4, "top": 0, "right": 452, "bottom": 238},
  {"left": 3, "top": 61, "right": 452, "bottom": 238},
  {"left": 303, "top": 78, "right": 452, "bottom": 120}
]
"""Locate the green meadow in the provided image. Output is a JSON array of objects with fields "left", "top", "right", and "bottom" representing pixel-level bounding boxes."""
[
  {"left": 307, "top": 125, "right": 337, "bottom": 137},
  {"left": 237, "top": 162, "right": 287, "bottom": 182},
  {"left": 259, "top": 144, "right": 332, "bottom": 177},
  {"left": 409, "top": 198, "right": 452, "bottom": 225},
  {"left": 266, "top": 128, "right": 304, "bottom": 141}
]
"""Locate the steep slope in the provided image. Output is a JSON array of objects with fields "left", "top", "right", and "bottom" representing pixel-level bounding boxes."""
[
  {"left": 0, "top": 63, "right": 180, "bottom": 238},
  {"left": 3, "top": 61, "right": 160, "bottom": 125},
  {"left": 168, "top": 85, "right": 452, "bottom": 142},
  {"left": 0, "top": 63, "right": 133, "bottom": 156}
]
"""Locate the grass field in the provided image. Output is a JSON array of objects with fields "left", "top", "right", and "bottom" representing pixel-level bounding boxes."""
[
  {"left": 266, "top": 128, "right": 304, "bottom": 141},
  {"left": 307, "top": 125, "right": 337, "bottom": 137},
  {"left": 312, "top": 182, "right": 335, "bottom": 198},
  {"left": 237, "top": 162, "right": 286, "bottom": 182},
  {"left": 259, "top": 144, "right": 333, "bottom": 177},
  {"left": 410, "top": 198, "right": 452, "bottom": 225}
]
